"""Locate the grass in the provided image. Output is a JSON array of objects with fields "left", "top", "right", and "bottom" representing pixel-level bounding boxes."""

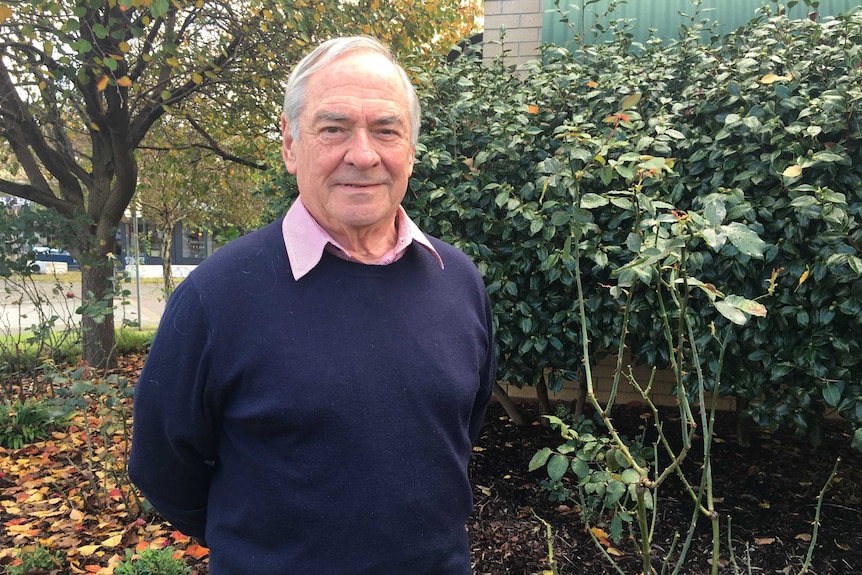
[{"left": 0, "top": 328, "right": 156, "bottom": 362}]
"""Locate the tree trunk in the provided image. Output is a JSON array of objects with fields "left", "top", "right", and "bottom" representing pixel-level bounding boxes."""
[
  {"left": 160, "top": 226, "right": 175, "bottom": 301},
  {"left": 80, "top": 263, "right": 116, "bottom": 369},
  {"left": 492, "top": 382, "right": 525, "bottom": 426},
  {"left": 736, "top": 396, "right": 752, "bottom": 448},
  {"left": 572, "top": 366, "right": 587, "bottom": 418},
  {"left": 535, "top": 372, "right": 552, "bottom": 418}
]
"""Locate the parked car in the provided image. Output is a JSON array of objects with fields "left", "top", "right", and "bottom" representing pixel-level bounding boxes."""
[{"left": 30, "top": 246, "right": 80, "bottom": 271}]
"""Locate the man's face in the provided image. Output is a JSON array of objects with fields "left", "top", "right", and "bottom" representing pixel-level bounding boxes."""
[{"left": 281, "top": 50, "right": 415, "bottom": 240}]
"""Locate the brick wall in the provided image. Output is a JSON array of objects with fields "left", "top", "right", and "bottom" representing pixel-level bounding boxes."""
[
  {"left": 497, "top": 353, "right": 738, "bottom": 412},
  {"left": 483, "top": 0, "right": 544, "bottom": 67}
]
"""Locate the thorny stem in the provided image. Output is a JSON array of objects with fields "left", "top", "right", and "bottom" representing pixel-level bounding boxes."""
[
  {"left": 798, "top": 457, "right": 841, "bottom": 575},
  {"left": 532, "top": 510, "right": 560, "bottom": 575},
  {"left": 578, "top": 492, "right": 628, "bottom": 575},
  {"left": 636, "top": 484, "right": 652, "bottom": 575}
]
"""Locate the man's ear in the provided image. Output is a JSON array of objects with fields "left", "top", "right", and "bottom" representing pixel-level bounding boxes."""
[{"left": 281, "top": 114, "right": 298, "bottom": 174}]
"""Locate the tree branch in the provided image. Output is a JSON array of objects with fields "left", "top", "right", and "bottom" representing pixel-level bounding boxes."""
[{"left": 185, "top": 117, "right": 269, "bottom": 170}]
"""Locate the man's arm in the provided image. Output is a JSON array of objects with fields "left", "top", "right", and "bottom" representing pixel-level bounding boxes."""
[
  {"left": 128, "top": 280, "right": 218, "bottom": 540},
  {"left": 469, "top": 291, "right": 497, "bottom": 444}
]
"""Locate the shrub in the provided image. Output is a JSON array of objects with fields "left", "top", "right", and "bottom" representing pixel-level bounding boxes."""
[
  {"left": 5, "top": 545, "right": 65, "bottom": 575},
  {"left": 409, "top": 5, "right": 862, "bottom": 444},
  {"left": 114, "top": 547, "right": 190, "bottom": 575},
  {"left": 0, "top": 397, "right": 68, "bottom": 450}
]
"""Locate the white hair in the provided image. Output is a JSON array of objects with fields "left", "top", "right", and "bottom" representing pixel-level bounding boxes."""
[{"left": 282, "top": 36, "right": 421, "bottom": 146}]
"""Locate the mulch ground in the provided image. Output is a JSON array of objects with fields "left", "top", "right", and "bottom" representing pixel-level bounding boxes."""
[
  {"left": 2, "top": 359, "right": 861, "bottom": 575},
  {"left": 469, "top": 399, "right": 862, "bottom": 575}
]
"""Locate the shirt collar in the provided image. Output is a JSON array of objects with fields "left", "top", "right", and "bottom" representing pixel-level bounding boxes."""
[{"left": 282, "top": 197, "right": 444, "bottom": 280}]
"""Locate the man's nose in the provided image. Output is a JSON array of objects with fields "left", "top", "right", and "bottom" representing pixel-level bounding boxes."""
[{"left": 345, "top": 131, "right": 380, "bottom": 167}]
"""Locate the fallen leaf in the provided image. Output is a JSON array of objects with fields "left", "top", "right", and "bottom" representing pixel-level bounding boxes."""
[
  {"left": 755, "top": 537, "right": 775, "bottom": 545},
  {"left": 101, "top": 532, "right": 123, "bottom": 547},
  {"left": 796, "top": 533, "right": 812, "bottom": 542},
  {"left": 184, "top": 544, "right": 209, "bottom": 559},
  {"left": 78, "top": 544, "right": 101, "bottom": 556}
]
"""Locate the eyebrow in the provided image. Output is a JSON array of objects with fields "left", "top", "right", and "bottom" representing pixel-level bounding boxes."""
[{"left": 313, "top": 111, "right": 405, "bottom": 127}]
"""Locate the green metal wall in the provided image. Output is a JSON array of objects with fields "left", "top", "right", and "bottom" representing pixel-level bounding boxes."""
[{"left": 543, "top": 0, "right": 862, "bottom": 46}]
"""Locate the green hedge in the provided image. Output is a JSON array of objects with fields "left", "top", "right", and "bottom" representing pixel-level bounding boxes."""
[{"left": 408, "top": 5, "right": 862, "bottom": 443}]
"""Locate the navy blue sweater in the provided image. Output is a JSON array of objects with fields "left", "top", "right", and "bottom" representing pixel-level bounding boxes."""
[{"left": 128, "top": 220, "right": 496, "bottom": 574}]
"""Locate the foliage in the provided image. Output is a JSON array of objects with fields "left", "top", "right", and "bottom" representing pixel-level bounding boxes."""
[
  {"left": 5, "top": 544, "right": 66, "bottom": 575},
  {"left": 0, "top": 397, "right": 69, "bottom": 450},
  {"left": 529, "top": 406, "right": 654, "bottom": 543},
  {"left": 1, "top": 264, "right": 82, "bottom": 394},
  {"left": 47, "top": 362, "right": 137, "bottom": 510},
  {"left": 114, "top": 329, "right": 155, "bottom": 355},
  {"left": 0, "top": 0, "right": 480, "bottom": 368},
  {"left": 409, "top": 4, "right": 862, "bottom": 442},
  {"left": 670, "top": 3, "right": 862, "bottom": 445},
  {"left": 253, "top": 151, "right": 299, "bottom": 225},
  {"left": 0, "top": 352, "right": 213, "bottom": 573},
  {"left": 135, "top": 118, "right": 267, "bottom": 299},
  {"left": 114, "top": 546, "right": 190, "bottom": 575}
]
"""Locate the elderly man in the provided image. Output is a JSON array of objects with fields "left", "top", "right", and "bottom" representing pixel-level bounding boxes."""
[{"left": 128, "top": 36, "right": 496, "bottom": 574}]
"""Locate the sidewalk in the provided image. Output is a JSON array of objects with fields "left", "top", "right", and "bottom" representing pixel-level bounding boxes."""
[
  {"left": 0, "top": 276, "right": 167, "bottom": 334},
  {"left": 113, "top": 280, "right": 167, "bottom": 329}
]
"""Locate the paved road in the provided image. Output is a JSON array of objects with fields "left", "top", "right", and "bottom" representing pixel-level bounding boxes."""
[{"left": 0, "top": 276, "right": 166, "bottom": 334}]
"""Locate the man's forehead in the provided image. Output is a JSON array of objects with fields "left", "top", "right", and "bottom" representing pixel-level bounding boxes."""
[{"left": 310, "top": 104, "right": 406, "bottom": 126}]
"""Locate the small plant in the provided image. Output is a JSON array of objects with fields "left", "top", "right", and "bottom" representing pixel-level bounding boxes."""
[
  {"left": 530, "top": 404, "right": 654, "bottom": 542},
  {"left": 48, "top": 362, "right": 138, "bottom": 511},
  {"left": 0, "top": 397, "right": 69, "bottom": 450},
  {"left": 6, "top": 544, "right": 66, "bottom": 575},
  {"left": 114, "top": 547, "right": 190, "bottom": 575}
]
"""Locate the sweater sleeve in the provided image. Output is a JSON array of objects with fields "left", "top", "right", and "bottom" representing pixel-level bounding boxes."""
[
  {"left": 468, "top": 276, "right": 497, "bottom": 444},
  {"left": 128, "top": 278, "right": 219, "bottom": 540}
]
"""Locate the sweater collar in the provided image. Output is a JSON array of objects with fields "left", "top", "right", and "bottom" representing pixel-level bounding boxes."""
[{"left": 281, "top": 197, "right": 444, "bottom": 280}]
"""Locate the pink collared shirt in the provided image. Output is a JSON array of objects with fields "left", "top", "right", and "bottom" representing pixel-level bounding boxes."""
[{"left": 282, "top": 197, "right": 444, "bottom": 280}]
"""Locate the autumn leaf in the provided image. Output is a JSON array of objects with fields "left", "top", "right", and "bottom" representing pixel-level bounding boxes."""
[
  {"left": 795, "top": 265, "right": 811, "bottom": 292},
  {"left": 78, "top": 544, "right": 101, "bottom": 556},
  {"left": 755, "top": 537, "right": 775, "bottom": 545},
  {"left": 0, "top": 5, "right": 12, "bottom": 22},
  {"left": 184, "top": 544, "right": 209, "bottom": 559},
  {"left": 102, "top": 532, "right": 124, "bottom": 547},
  {"left": 796, "top": 533, "right": 813, "bottom": 542},
  {"left": 590, "top": 526, "right": 611, "bottom": 546},
  {"left": 96, "top": 75, "right": 110, "bottom": 91},
  {"left": 171, "top": 530, "right": 191, "bottom": 543},
  {"left": 760, "top": 72, "right": 794, "bottom": 84},
  {"left": 782, "top": 164, "right": 803, "bottom": 178}
]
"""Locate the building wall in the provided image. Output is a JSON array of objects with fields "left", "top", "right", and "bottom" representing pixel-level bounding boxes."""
[{"left": 483, "top": 0, "right": 544, "bottom": 67}]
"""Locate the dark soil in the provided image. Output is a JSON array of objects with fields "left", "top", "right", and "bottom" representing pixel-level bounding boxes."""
[{"left": 469, "top": 399, "right": 862, "bottom": 575}]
